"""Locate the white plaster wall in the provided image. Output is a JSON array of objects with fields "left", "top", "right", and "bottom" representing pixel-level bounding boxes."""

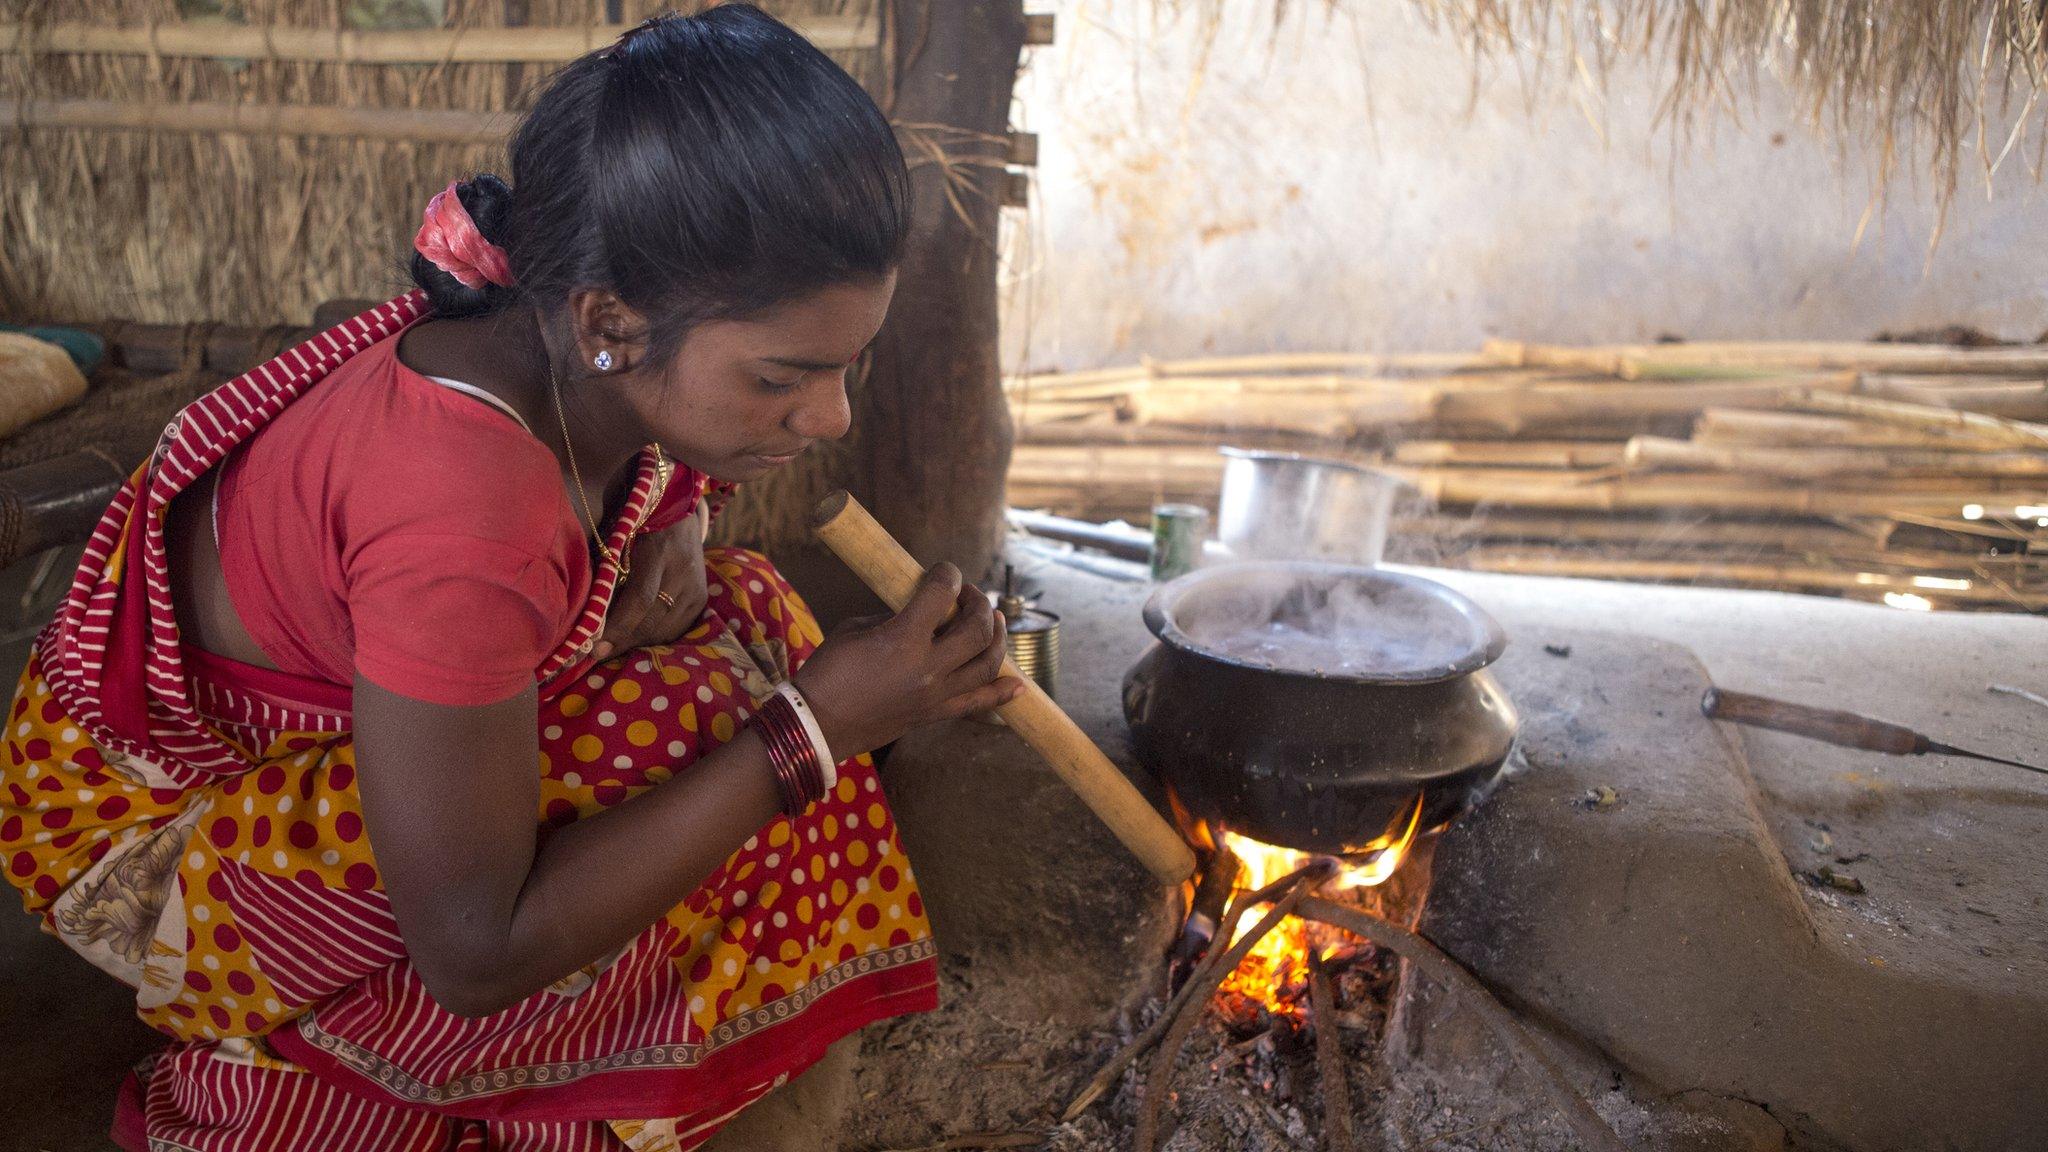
[{"left": 1001, "top": 0, "right": 2048, "bottom": 372}]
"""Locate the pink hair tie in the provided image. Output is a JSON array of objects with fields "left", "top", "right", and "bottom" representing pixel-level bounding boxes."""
[{"left": 414, "top": 181, "right": 515, "bottom": 290}]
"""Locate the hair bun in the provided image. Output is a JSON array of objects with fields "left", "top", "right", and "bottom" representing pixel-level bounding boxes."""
[{"left": 408, "top": 173, "right": 517, "bottom": 318}]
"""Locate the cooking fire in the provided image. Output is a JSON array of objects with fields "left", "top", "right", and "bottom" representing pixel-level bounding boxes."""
[{"left": 1207, "top": 796, "right": 1425, "bottom": 1017}]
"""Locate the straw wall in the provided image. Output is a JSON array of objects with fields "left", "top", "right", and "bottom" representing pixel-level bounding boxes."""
[{"left": 0, "top": 0, "right": 884, "bottom": 327}]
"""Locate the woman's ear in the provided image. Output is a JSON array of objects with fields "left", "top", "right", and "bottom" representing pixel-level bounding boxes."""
[{"left": 567, "top": 289, "right": 651, "bottom": 374}]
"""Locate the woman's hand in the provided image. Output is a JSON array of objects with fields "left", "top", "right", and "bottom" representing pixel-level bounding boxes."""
[
  {"left": 597, "top": 509, "right": 710, "bottom": 660},
  {"left": 792, "top": 563, "right": 1024, "bottom": 760}
]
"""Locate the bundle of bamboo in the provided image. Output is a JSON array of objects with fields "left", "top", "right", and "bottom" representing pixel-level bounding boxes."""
[{"left": 1006, "top": 340, "right": 2048, "bottom": 613}]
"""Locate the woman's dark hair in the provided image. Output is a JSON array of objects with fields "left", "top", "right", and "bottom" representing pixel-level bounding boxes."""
[{"left": 409, "top": 4, "right": 910, "bottom": 363}]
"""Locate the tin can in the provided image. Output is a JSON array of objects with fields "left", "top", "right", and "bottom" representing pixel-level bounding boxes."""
[
  {"left": 999, "top": 590, "right": 1061, "bottom": 699},
  {"left": 1150, "top": 503, "right": 1209, "bottom": 582}
]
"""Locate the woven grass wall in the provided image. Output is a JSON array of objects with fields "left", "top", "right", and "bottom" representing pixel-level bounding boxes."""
[{"left": 0, "top": 0, "right": 884, "bottom": 328}]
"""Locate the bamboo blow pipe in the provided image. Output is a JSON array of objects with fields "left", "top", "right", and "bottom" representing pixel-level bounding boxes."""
[{"left": 811, "top": 491, "right": 1197, "bottom": 886}]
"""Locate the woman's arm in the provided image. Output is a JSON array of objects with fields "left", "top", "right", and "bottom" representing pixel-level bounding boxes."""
[
  {"left": 353, "top": 678, "right": 780, "bottom": 1017},
  {"left": 352, "top": 563, "right": 1017, "bottom": 1018}
]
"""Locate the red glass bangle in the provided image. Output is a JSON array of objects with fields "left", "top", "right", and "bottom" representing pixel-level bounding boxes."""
[
  {"left": 756, "top": 694, "right": 822, "bottom": 817},
  {"left": 771, "top": 693, "right": 825, "bottom": 802}
]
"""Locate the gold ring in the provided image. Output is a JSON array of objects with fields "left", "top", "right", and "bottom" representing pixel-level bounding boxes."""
[{"left": 656, "top": 590, "right": 678, "bottom": 610}]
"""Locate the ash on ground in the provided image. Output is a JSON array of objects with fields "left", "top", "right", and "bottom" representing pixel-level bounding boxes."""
[{"left": 1041, "top": 945, "right": 1402, "bottom": 1152}]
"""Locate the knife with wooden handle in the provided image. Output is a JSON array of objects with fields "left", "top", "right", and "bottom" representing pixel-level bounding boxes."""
[{"left": 1703, "top": 688, "right": 2044, "bottom": 776}]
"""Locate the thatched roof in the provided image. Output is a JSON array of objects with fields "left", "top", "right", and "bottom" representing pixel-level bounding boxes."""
[{"left": 1405, "top": 0, "right": 2048, "bottom": 206}]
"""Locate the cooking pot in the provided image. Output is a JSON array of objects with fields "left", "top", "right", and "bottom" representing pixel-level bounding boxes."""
[
  {"left": 1122, "top": 561, "right": 1518, "bottom": 855},
  {"left": 1216, "top": 448, "right": 1407, "bottom": 566}
]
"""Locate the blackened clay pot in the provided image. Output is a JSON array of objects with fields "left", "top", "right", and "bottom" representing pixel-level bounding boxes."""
[{"left": 1122, "top": 561, "right": 1518, "bottom": 854}]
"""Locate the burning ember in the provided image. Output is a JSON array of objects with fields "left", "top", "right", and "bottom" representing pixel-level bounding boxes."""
[
  {"left": 1211, "top": 792, "right": 1426, "bottom": 1015},
  {"left": 1065, "top": 792, "right": 1450, "bottom": 1152}
]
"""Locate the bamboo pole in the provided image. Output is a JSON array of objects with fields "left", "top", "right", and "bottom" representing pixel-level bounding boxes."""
[
  {"left": 1457, "top": 553, "right": 2043, "bottom": 609},
  {"left": 1394, "top": 512, "right": 1900, "bottom": 551},
  {"left": 1016, "top": 421, "right": 1305, "bottom": 448},
  {"left": 1486, "top": 338, "right": 2048, "bottom": 379},
  {"left": 1414, "top": 467, "right": 2023, "bottom": 493},
  {"left": 811, "top": 492, "right": 1194, "bottom": 885},
  {"left": 1009, "top": 445, "right": 1234, "bottom": 471},
  {"left": 1856, "top": 375, "right": 2048, "bottom": 420},
  {"left": 1013, "top": 351, "right": 1493, "bottom": 390},
  {"left": 1391, "top": 441, "right": 1626, "bottom": 468},
  {"left": 0, "top": 97, "right": 509, "bottom": 144},
  {"left": 1456, "top": 540, "right": 2041, "bottom": 576},
  {"left": 1886, "top": 511, "right": 2047, "bottom": 546},
  {"left": 1005, "top": 370, "right": 1563, "bottom": 407},
  {"left": 1125, "top": 389, "right": 1431, "bottom": 438},
  {"left": 1622, "top": 436, "right": 2048, "bottom": 479},
  {"left": 1692, "top": 408, "right": 2008, "bottom": 449},
  {"left": 1005, "top": 398, "right": 1122, "bottom": 424},
  {"left": 1428, "top": 374, "right": 1855, "bottom": 434},
  {"left": 1786, "top": 389, "right": 2048, "bottom": 449},
  {"left": 1407, "top": 472, "right": 2026, "bottom": 516},
  {"left": 1144, "top": 351, "right": 1489, "bottom": 377},
  {"left": 0, "top": 18, "right": 878, "bottom": 61},
  {"left": 1480, "top": 338, "right": 1634, "bottom": 377}
]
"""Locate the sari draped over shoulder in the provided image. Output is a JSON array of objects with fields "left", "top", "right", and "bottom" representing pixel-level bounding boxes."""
[{"left": 0, "top": 293, "right": 937, "bottom": 1152}]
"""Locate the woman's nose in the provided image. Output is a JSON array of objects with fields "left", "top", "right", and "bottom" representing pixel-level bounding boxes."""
[{"left": 790, "top": 376, "right": 852, "bottom": 442}]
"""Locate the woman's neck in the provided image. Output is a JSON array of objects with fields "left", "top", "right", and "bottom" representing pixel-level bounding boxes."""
[{"left": 405, "top": 308, "right": 653, "bottom": 519}]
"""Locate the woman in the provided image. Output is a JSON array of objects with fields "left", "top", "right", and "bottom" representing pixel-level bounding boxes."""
[{"left": 0, "top": 7, "right": 1018, "bottom": 1149}]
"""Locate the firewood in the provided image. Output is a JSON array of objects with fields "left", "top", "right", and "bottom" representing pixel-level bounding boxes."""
[
  {"left": 1135, "top": 863, "right": 1334, "bottom": 1152},
  {"left": 1298, "top": 897, "right": 1631, "bottom": 1152},
  {"left": 1308, "top": 951, "right": 1357, "bottom": 1152},
  {"left": 1062, "top": 864, "right": 1328, "bottom": 1125}
]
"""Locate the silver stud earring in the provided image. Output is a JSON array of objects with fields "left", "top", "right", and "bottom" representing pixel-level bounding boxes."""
[{"left": 593, "top": 350, "right": 614, "bottom": 371}]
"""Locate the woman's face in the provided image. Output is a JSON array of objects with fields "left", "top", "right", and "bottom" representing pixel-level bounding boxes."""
[{"left": 624, "top": 273, "right": 897, "bottom": 483}]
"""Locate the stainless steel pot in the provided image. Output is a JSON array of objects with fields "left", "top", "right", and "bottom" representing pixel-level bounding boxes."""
[{"left": 1216, "top": 448, "right": 1406, "bottom": 566}]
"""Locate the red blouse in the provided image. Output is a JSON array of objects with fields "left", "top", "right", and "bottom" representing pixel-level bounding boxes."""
[{"left": 213, "top": 335, "right": 700, "bottom": 707}]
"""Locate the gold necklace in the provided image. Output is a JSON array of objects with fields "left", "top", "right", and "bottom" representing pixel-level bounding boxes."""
[{"left": 549, "top": 362, "right": 627, "bottom": 575}]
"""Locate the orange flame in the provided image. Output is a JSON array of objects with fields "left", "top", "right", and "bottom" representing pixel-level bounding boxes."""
[{"left": 1215, "top": 793, "right": 1424, "bottom": 1013}]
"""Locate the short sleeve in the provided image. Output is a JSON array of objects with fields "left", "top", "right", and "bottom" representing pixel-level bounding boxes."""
[{"left": 347, "top": 533, "right": 572, "bottom": 707}]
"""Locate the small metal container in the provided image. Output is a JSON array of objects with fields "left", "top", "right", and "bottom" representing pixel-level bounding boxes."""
[
  {"left": 1150, "top": 503, "right": 1209, "bottom": 582},
  {"left": 999, "top": 589, "right": 1062, "bottom": 699},
  {"left": 1216, "top": 448, "right": 1406, "bottom": 566}
]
